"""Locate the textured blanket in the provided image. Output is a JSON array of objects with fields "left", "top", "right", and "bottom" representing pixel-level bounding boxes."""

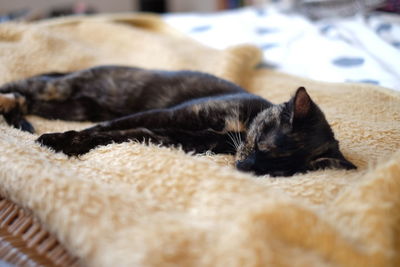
[{"left": 0, "top": 14, "right": 399, "bottom": 267}]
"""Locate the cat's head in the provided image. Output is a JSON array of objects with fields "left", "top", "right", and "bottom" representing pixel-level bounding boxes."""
[{"left": 236, "top": 87, "right": 356, "bottom": 177}]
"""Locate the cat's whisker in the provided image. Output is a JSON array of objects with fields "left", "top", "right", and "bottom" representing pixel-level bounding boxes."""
[
  {"left": 227, "top": 131, "right": 239, "bottom": 150},
  {"left": 233, "top": 128, "right": 240, "bottom": 147},
  {"left": 234, "top": 110, "right": 243, "bottom": 149},
  {"left": 235, "top": 131, "right": 242, "bottom": 148},
  {"left": 234, "top": 134, "right": 240, "bottom": 149},
  {"left": 231, "top": 132, "right": 239, "bottom": 149}
]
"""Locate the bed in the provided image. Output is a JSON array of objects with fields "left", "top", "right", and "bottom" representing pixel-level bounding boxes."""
[{"left": 0, "top": 4, "right": 399, "bottom": 267}]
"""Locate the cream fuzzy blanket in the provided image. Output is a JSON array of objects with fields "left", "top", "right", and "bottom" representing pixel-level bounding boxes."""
[{"left": 0, "top": 14, "right": 399, "bottom": 267}]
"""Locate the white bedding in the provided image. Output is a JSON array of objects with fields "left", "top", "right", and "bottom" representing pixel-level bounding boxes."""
[{"left": 165, "top": 5, "right": 400, "bottom": 91}]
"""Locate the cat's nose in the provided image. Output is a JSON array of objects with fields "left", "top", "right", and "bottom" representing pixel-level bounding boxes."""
[{"left": 236, "top": 158, "right": 255, "bottom": 172}]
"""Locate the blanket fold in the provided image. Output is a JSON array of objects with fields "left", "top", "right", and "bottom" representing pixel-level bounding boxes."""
[{"left": 0, "top": 14, "right": 399, "bottom": 267}]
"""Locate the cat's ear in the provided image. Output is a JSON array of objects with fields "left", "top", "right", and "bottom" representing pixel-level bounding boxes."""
[
  {"left": 308, "top": 150, "right": 357, "bottom": 171},
  {"left": 291, "top": 87, "right": 313, "bottom": 119}
]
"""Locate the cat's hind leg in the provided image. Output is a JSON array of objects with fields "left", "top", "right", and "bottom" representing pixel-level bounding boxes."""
[
  {"left": 0, "top": 92, "right": 33, "bottom": 132},
  {"left": 1, "top": 66, "right": 148, "bottom": 131},
  {"left": 0, "top": 72, "right": 72, "bottom": 132},
  {"left": 0, "top": 70, "right": 117, "bottom": 131}
]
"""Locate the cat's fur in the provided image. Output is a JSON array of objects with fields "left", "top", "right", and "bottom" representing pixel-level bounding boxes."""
[{"left": 0, "top": 65, "right": 356, "bottom": 176}]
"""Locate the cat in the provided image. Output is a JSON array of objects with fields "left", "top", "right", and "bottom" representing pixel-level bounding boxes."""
[{"left": 0, "top": 65, "right": 356, "bottom": 176}]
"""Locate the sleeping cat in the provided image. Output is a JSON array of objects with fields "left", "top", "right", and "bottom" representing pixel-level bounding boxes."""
[{"left": 0, "top": 65, "right": 356, "bottom": 176}]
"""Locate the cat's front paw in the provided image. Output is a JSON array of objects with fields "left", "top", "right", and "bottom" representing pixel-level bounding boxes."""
[{"left": 37, "top": 130, "right": 91, "bottom": 156}]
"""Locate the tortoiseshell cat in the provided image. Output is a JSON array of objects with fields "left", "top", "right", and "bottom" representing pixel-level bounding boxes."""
[{"left": 0, "top": 66, "right": 356, "bottom": 176}]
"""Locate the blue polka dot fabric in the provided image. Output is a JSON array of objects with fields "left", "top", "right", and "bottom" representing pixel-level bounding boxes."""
[
  {"left": 190, "top": 25, "right": 212, "bottom": 33},
  {"left": 255, "top": 27, "right": 278, "bottom": 35},
  {"left": 164, "top": 5, "right": 400, "bottom": 91},
  {"left": 332, "top": 57, "right": 365, "bottom": 67},
  {"left": 376, "top": 23, "right": 392, "bottom": 34}
]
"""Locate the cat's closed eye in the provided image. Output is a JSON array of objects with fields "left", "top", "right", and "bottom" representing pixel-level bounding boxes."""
[{"left": 257, "top": 136, "right": 286, "bottom": 153}]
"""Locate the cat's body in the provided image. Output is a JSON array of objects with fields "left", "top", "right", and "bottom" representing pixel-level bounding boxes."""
[{"left": 0, "top": 65, "right": 356, "bottom": 176}]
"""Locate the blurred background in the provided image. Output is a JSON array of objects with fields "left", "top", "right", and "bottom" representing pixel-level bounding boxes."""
[
  {"left": 3, "top": 0, "right": 249, "bottom": 18},
  {"left": 0, "top": 0, "right": 399, "bottom": 90},
  {"left": 0, "top": 0, "right": 399, "bottom": 21}
]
